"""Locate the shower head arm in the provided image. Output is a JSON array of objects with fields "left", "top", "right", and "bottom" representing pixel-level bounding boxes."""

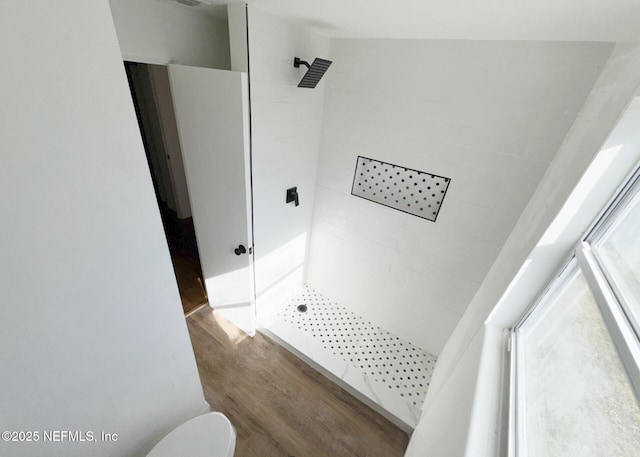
[{"left": 293, "top": 57, "right": 311, "bottom": 70}]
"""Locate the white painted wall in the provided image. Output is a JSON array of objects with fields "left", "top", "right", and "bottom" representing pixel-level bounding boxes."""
[
  {"left": 306, "top": 39, "right": 612, "bottom": 355},
  {"left": 109, "top": 0, "right": 230, "bottom": 69},
  {"left": 0, "top": 2, "right": 207, "bottom": 456},
  {"left": 405, "top": 42, "right": 640, "bottom": 457},
  {"left": 246, "top": 6, "right": 331, "bottom": 321}
]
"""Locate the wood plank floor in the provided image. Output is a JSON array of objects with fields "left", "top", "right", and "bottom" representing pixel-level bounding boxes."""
[
  {"left": 159, "top": 206, "right": 207, "bottom": 315},
  {"left": 187, "top": 307, "right": 410, "bottom": 457}
]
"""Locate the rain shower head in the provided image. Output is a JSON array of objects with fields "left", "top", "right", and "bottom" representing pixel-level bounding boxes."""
[{"left": 293, "top": 57, "right": 332, "bottom": 88}]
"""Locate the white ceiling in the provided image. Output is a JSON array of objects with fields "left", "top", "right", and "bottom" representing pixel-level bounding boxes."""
[{"left": 192, "top": 0, "right": 640, "bottom": 41}]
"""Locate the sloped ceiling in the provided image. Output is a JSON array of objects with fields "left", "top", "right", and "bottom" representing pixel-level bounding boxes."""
[{"left": 190, "top": 0, "right": 640, "bottom": 41}]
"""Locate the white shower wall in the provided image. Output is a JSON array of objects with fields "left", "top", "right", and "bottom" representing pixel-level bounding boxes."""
[
  {"left": 246, "top": 7, "right": 330, "bottom": 320},
  {"left": 306, "top": 39, "right": 612, "bottom": 355}
]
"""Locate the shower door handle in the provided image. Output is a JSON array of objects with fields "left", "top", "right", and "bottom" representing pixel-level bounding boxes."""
[{"left": 234, "top": 244, "right": 247, "bottom": 256}]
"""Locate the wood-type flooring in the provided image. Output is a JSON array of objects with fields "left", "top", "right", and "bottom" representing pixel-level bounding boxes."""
[
  {"left": 187, "top": 307, "right": 410, "bottom": 457},
  {"left": 159, "top": 205, "right": 207, "bottom": 315}
]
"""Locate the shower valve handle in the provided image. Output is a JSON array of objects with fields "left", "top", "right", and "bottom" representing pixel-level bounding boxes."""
[{"left": 286, "top": 187, "right": 299, "bottom": 207}]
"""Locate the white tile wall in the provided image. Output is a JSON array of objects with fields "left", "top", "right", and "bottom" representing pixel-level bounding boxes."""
[
  {"left": 307, "top": 39, "right": 612, "bottom": 355},
  {"left": 407, "top": 42, "right": 639, "bottom": 457},
  {"left": 247, "top": 6, "right": 330, "bottom": 319}
]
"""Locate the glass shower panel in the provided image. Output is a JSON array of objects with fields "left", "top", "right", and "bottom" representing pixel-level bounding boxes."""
[
  {"left": 593, "top": 187, "right": 640, "bottom": 333},
  {"left": 517, "top": 264, "right": 640, "bottom": 457}
]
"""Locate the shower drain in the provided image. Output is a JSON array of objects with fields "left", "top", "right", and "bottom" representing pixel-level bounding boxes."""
[{"left": 280, "top": 287, "right": 437, "bottom": 408}]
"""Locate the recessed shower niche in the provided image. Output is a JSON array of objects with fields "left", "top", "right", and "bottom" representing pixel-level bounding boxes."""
[{"left": 351, "top": 156, "right": 451, "bottom": 222}]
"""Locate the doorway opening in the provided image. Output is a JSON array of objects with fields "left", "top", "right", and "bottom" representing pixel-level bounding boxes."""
[{"left": 124, "top": 61, "right": 207, "bottom": 316}]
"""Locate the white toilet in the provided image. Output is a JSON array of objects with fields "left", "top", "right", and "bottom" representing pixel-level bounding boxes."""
[{"left": 147, "top": 412, "right": 236, "bottom": 457}]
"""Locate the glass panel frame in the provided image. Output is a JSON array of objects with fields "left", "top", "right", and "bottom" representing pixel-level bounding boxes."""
[
  {"left": 512, "top": 253, "right": 640, "bottom": 457},
  {"left": 514, "top": 260, "right": 640, "bottom": 457},
  {"left": 577, "top": 243, "right": 640, "bottom": 396},
  {"left": 588, "top": 171, "right": 640, "bottom": 340},
  {"left": 510, "top": 164, "right": 640, "bottom": 457}
]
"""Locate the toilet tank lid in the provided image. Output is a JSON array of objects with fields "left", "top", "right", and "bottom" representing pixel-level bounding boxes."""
[{"left": 147, "top": 412, "right": 236, "bottom": 457}]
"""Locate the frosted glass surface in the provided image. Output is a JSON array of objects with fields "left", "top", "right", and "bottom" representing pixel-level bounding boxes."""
[
  {"left": 519, "top": 268, "right": 640, "bottom": 457},
  {"left": 595, "top": 191, "right": 640, "bottom": 328}
]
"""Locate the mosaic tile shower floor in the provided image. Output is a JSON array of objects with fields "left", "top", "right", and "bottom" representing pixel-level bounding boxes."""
[{"left": 268, "top": 286, "right": 438, "bottom": 427}]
